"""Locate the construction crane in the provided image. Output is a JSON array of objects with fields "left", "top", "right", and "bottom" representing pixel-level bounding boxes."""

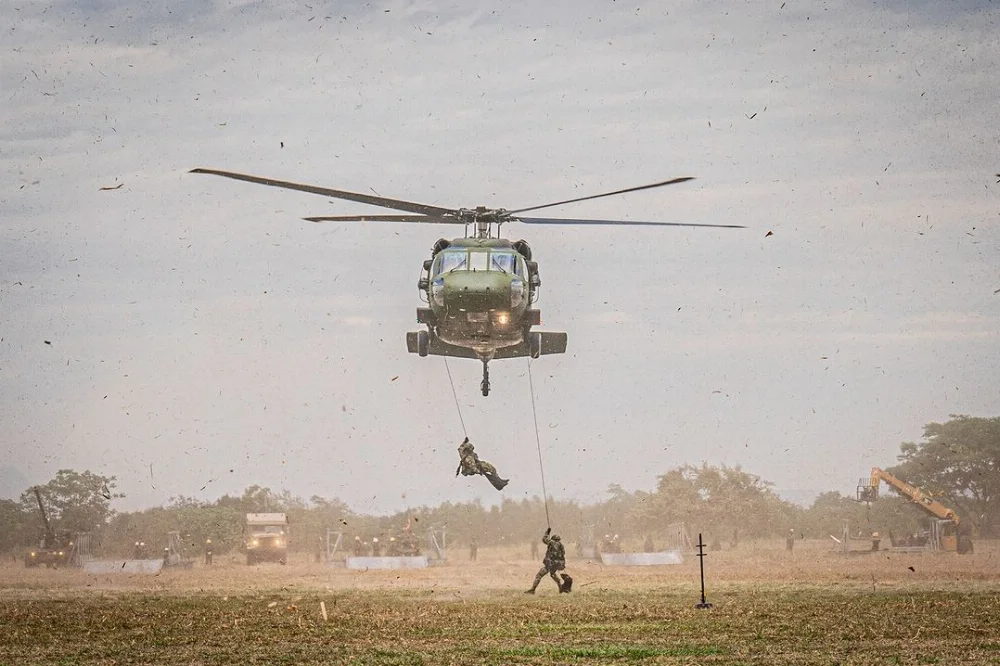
[
  {"left": 857, "top": 467, "right": 971, "bottom": 553},
  {"left": 24, "top": 487, "right": 73, "bottom": 568}
]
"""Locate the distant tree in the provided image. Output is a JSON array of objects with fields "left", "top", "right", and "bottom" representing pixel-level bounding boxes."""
[
  {"left": 239, "top": 485, "right": 275, "bottom": 512},
  {"left": 629, "top": 463, "right": 799, "bottom": 540},
  {"left": 0, "top": 498, "right": 30, "bottom": 552},
  {"left": 889, "top": 415, "right": 1000, "bottom": 534},
  {"left": 20, "top": 469, "right": 123, "bottom": 535},
  {"left": 800, "top": 490, "right": 930, "bottom": 543}
]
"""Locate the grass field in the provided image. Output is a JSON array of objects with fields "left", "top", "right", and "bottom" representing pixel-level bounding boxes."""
[{"left": 2, "top": 540, "right": 998, "bottom": 664}]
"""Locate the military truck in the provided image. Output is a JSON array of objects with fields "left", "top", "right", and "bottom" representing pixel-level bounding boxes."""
[{"left": 245, "top": 513, "right": 289, "bottom": 565}]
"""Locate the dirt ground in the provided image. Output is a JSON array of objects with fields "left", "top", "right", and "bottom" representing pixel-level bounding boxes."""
[
  {"left": 2, "top": 540, "right": 999, "bottom": 664},
  {"left": 3, "top": 538, "right": 997, "bottom": 594}
]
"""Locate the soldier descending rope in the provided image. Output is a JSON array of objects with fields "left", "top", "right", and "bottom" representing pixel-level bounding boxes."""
[
  {"left": 455, "top": 438, "right": 509, "bottom": 491},
  {"left": 525, "top": 527, "right": 572, "bottom": 594}
]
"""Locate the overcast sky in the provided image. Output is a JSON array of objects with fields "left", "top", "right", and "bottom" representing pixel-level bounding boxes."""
[{"left": 3, "top": 0, "right": 998, "bottom": 516}]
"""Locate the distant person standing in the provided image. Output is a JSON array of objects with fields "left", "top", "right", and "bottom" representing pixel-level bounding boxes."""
[
  {"left": 469, "top": 537, "right": 478, "bottom": 562},
  {"left": 786, "top": 529, "right": 795, "bottom": 551},
  {"left": 530, "top": 538, "right": 539, "bottom": 560},
  {"left": 204, "top": 539, "right": 214, "bottom": 565},
  {"left": 643, "top": 535, "right": 655, "bottom": 553}
]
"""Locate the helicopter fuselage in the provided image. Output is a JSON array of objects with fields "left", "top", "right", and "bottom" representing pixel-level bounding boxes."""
[
  {"left": 416, "top": 238, "right": 535, "bottom": 357},
  {"left": 406, "top": 237, "right": 567, "bottom": 395}
]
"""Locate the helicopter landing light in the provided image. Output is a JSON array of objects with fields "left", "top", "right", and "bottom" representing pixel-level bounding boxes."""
[{"left": 494, "top": 312, "right": 510, "bottom": 326}]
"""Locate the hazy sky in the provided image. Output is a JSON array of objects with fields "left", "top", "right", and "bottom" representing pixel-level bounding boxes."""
[{"left": 3, "top": 0, "right": 998, "bottom": 516}]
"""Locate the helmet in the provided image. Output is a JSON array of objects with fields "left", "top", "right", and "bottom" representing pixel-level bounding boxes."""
[{"left": 551, "top": 534, "right": 561, "bottom": 541}]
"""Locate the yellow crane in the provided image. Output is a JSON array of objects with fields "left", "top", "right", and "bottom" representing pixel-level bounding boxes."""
[{"left": 856, "top": 467, "right": 965, "bottom": 552}]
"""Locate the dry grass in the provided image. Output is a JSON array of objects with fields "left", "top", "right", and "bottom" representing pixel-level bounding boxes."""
[{"left": 1, "top": 540, "right": 998, "bottom": 664}]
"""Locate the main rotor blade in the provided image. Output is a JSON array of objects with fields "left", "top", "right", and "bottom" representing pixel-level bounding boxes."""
[
  {"left": 515, "top": 216, "right": 745, "bottom": 229},
  {"left": 190, "top": 168, "right": 454, "bottom": 217},
  {"left": 508, "top": 177, "right": 696, "bottom": 215},
  {"left": 303, "top": 214, "right": 464, "bottom": 224}
]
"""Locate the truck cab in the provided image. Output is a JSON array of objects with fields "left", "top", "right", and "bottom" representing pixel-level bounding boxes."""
[{"left": 245, "top": 513, "right": 289, "bottom": 565}]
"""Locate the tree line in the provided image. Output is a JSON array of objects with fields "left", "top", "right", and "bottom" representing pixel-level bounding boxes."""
[{"left": 2, "top": 415, "right": 996, "bottom": 556}]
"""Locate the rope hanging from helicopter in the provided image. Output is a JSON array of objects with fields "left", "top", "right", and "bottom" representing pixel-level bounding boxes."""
[
  {"left": 443, "top": 359, "right": 467, "bottom": 438},
  {"left": 527, "top": 358, "right": 552, "bottom": 530},
  {"left": 443, "top": 356, "right": 552, "bottom": 529}
]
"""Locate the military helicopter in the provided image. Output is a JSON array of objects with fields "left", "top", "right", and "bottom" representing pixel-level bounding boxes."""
[{"left": 191, "top": 168, "right": 743, "bottom": 395}]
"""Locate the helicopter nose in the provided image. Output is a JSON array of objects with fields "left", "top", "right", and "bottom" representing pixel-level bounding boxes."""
[{"left": 443, "top": 272, "right": 512, "bottom": 311}]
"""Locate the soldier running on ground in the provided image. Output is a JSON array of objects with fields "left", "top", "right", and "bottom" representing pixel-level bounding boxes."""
[
  {"left": 456, "top": 438, "right": 509, "bottom": 491},
  {"left": 525, "top": 527, "right": 572, "bottom": 594}
]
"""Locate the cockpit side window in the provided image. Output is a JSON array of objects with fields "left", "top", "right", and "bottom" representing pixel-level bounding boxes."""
[{"left": 435, "top": 251, "right": 467, "bottom": 274}]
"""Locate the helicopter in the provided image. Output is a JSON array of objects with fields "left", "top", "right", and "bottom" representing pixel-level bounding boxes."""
[{"left": 191, "top": 168, "right": 743, "bottom": 396}]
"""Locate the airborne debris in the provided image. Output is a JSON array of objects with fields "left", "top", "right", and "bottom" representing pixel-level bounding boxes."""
[
  {"left": 765, "top": 230, "right": 773, "bottom": 237},
  {"left": 99, "top": 183, "right": 123, "bottom": 191}
]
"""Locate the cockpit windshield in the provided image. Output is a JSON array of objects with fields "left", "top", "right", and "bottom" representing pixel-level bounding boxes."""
[
  {"left": 490, "top": 252, "right": 517, "bottom": 273},
  {"left": 436, "top": 251, "right": 467, "bottom": 274},
  {"left": 435, "top": 250, "right": 522, "bottom": 275}
]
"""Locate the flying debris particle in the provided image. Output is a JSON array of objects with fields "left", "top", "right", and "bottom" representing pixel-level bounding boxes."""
[
  {"left": 99, "top": 183, "right": 123, "bottom": 191},
  {"left": 101, "top": 483, "right": 111, "bottom": 500},
  {"left": 390, "top": 376, "right": 399, "bottom": 382},
  {"left": 765, "top": 230, "right": 773, "bottom": 237},
  {"left": 908, "top": 566, "right": 915, "bottom": 572},
  {"left": 280, "top": 141, "right": 284, "bottom": 148},
  {"left": 781, "top": 1, "right": 786, "bottom": 7},
  {"left": 993, "top": 288, "right": 1000, "bottom": 295},
  {"left": 44, "top": 340, "right": 52, "bottom": 345},
  {"left": 267, "top": 601, "right": 278, "bottom": 608},
  {"left": 884, "top": 162, "right": 892, "bottom": 172},
  {"left": 746, "top": 112, "right": 757, "bottom": 119}
]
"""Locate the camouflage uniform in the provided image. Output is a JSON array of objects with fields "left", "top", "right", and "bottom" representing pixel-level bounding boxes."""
[
  {"left": 526, "top": 528, "right": 571, "bottom": 593},
  {"left": 456, "top": 438, "right": 508, "bottom": 491}
]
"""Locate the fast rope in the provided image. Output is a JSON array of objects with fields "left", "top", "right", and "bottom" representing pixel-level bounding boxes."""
[
  {"left": 527, "top": 358, "right": 551, "bottom": 529},
  {"left": 443, "top": 358, "right": 468, "bottom": 438}
]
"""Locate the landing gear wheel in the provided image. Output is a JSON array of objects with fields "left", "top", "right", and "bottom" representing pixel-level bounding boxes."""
[
  {"left": 417, "top": 330, "right": 429, "bottom": 357},
  {"left": 480, "top": 362, "right": 490, "bottom": 397},
  {"left": 528, "top": 332, "right": 541, "bottom": 359}
]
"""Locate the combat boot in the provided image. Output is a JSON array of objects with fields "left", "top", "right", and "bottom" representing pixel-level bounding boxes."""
[
  {"left": 524, "top": 588, "right": 535, "bottom": 594},
  {"left": 485, "top": 473, "right": 509, "bottom": 491}
]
